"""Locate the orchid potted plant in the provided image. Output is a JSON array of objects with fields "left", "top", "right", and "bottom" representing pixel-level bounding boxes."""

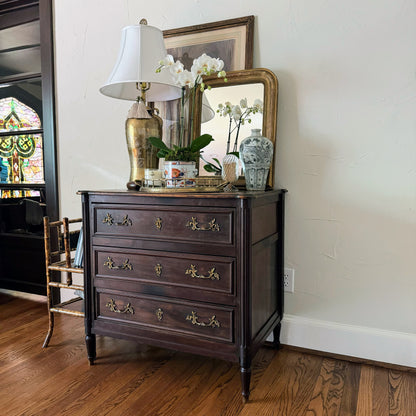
[
  {"left": 148, "top": 53, "right": 226, "bottom": 186},
  {"left": 202, "top": 98, "right": 264, "bottom": 174},
  {"left": 149, "top": 53, "right": 226, "bottom": 187}
]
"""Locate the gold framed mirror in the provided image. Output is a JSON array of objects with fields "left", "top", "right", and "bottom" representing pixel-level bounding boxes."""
[{"left": 193, "top": 68, "right": 278, "bottom": 188}]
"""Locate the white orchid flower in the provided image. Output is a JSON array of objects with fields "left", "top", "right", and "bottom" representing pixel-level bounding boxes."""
[
  {"left": 253, "top": 99, "right": 263, "bottom": 113},
  {"left": 159, "top": 54, "right": 175, "bottom": 67},
  {"left": 240, "top": 98, "right": 248, "bottom": 108},
  {"left": 192, "top": 53, "right": 211, "bottom": 72},
  {"left": 217, "top": 102, "right": 230, "bottom": 116},
  {"left": 207, "top": 57, "right": 224, "bottom": 73},
  {"left": 176, "top": 70, "right": 195, "bottom": 87},
  {"left": 169, "top": 60, "right": 184, "bottom": 76},
  {"left": 205, "top": 57, "right": 224, "bottom": 75},
  {"left": 191, "top": 63, "right": 205, "bottom": 79},
  {"left": 192, "top": 54, "right": 225, "bottom": 76},
  {"left": 231, "top": 105, "right": 242, "bottom": 121}
]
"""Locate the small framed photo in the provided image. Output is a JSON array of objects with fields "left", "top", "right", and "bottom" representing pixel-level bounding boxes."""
[{"left": 163, "top": 16, "right": 254, "bottom": 71}]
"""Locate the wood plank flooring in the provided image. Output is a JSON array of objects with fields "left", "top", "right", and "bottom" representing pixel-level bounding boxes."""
[{"left": 1, "top": 293, "right": 415, "bottom": 415}]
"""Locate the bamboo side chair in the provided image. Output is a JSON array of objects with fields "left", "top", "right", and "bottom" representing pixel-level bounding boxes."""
[{"left": 42, "top": 216, "right": 84, "bottom": 348}]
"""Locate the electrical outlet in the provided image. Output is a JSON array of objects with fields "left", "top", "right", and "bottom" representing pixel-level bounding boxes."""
[{"left": 284, "top": 268, "right": 295, "bottom": 293}]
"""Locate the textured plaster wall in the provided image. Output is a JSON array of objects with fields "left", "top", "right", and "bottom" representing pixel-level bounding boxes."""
[{"left": 54, "top": 0, "right": 416, "bottom": 336}]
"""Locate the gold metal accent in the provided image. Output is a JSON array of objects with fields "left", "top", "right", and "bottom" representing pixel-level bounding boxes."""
[
  {"left": 185, "top": 264, "right": 220, "bottom": 280},
  {"left": 186, "top": 311, "right": 220, "bottom": 328},
  {"left": 103, "top": 213, "right": 114, "bottom": 225},
  {"left": 106, "top": 299, "right": 134, "bottom": 314},
  {"left": 121, "top": 215, "right": 133, "bottom": 226},
  {"left": 103, "top": 257, "right": 133, "bottom": 271},
  {"left": 156, "top": 308, "right": 163, "bottom": 321},
  {"left": 186, "top": 217, "right": 220, "bottom": 232},
  {"left": 102, "top": 214, "right": 132, "bottom": 227},
  {"left": 155, "top": 263, "right": 162, "bottom": 277},
  {"left": 136, "top": 82, "right": 151, "bottom": 104},
  {"left": 126, "top": 112, "right": 160, "bottom": 183},
  {"left": 155, "top": 217, "right": 162, "bottom": 230},
  {"left": 139, "top": 176, "right": 224, "bottom": 193},
  {"left": 140, "top": 185, "right": 221, "bottom": 193}
]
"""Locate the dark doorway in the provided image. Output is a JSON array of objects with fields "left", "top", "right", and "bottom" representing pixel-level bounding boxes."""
[{"left": 0, "top": 0, "right": 58, "bottom": 295}]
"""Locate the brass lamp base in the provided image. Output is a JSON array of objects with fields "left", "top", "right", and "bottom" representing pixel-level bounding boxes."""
[{"left": 125, "top": 105, "right": 162, "bottom": 189}]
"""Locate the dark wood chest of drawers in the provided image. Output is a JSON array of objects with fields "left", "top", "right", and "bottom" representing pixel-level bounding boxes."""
[{"left": 80, "top": 189, "right": 286, "bottom": 400}]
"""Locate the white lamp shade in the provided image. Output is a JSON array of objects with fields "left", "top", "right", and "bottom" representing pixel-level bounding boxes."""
[
  {"left": 100, "top": 23, "right": 181, "bottom": 102},
  {"left": 201, "top": 94, "right": 215, "bottom": 123}
]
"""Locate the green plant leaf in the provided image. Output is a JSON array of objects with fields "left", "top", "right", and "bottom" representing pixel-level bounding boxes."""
[
  {"left": 156, "top": 149, "right": 169, "bottom": 158},
  {"left": 203, "top": 164, "right": 220, "bottom": 173},
  {"left": 212, "top": 158, "right": 221, "bottom": 168},
  {"left": 228, "top": 151, "right": 240, "bottom": 158},
  {"left": 148, "top": 137, "right": 169, "bottom": 151},
  {"left": 190, "top": 134, "right": 214, "bottom": 152}
]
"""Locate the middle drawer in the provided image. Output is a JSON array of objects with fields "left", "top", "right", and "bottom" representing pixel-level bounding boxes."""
[{"left": 93, "top": 247, "right": 235, "bottom": 299}]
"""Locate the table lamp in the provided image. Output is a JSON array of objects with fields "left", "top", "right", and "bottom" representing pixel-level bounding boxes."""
[{"left": 100, "top": 19, "right": 181, "bottom": 189}]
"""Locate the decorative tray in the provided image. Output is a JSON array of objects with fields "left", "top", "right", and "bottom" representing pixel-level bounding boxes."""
[{"left": 139, "top": 176, "right": 225, "bottom": 193}]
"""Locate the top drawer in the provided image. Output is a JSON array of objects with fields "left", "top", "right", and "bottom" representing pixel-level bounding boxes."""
[{"left": 92, "top": 205, "right": 234, "bottom": 246}]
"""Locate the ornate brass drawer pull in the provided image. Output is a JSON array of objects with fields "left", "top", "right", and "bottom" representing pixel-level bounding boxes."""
[
  {"left": 103, "top": 257, "right": 133, "bottom": 271},
  {"left": 186, "top": 217, "right": 220, "bottom": 232},
  {"left": 106, "top": 299, "right": 134, "bottom": 314},
  {"left": 156, "top": 308, "right": 164, "bottom": 321},
  {"left": 155, "top": 217, "right": 162, "bottom": 230},
  {"left": 155, "top": 263, "right": 162, "bottom": 277},
  {"left": 103, "top": 213, "right": 132, "bottom": 227},
  {"left": 185, "top": 264, "right": 220, "bottom": 280},
  {"left": 186, "top": 311, "right": 220, "bottom": 328}
]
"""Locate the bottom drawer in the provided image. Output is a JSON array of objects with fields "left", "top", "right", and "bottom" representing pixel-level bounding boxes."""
[{"left": 96, "top": 291, "right": 234, "bottom": 343}]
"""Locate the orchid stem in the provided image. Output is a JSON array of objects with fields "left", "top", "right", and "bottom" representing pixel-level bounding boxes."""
[
  {"left": 226, "top": 117, "right": 232, "bottom": 154},
  {"left": 179, "top": 86, "right": 185, "bottom": 148},
  {"left": 233, "top": 117, "right": 242, "bottom": 152},
  {"left": 189, "top": 84, "right": 196, "bottom": 144}
]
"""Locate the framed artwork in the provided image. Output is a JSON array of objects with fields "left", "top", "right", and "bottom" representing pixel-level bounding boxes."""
[
  {"left": 163, "top": 16, "right": 254, "bottom": 71},
  {"left": 155, "top": 16, "right": 255, "bottom": 151}
]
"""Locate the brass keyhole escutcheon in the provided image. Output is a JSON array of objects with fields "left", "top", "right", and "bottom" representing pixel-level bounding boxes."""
[
  {"left": 155, "top": 263, "right": 162, "bottom": 277},
  {"left": 156, "top": 308, "right": 163, "bottom": 321},
  {"left": 155, "top": 217, "right": 162, "bottom": 230}
]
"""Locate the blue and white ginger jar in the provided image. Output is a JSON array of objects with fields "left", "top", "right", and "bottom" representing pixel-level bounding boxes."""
[{"left": 239, "top": 129, "right": 273, "bottom": 191}]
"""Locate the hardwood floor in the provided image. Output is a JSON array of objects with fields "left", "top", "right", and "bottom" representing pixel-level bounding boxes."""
[{"left": 1, "top": 293, "right": 415, "bottom": 415}]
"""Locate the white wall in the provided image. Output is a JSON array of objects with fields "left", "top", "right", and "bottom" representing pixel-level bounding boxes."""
[{"left": 53, "top": 0, "right": 416, "bottom": 364}]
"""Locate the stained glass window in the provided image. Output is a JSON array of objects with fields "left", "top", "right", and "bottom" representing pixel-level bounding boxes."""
[
  {"left": 0, "top": 97, "right": 41, "bottom": 131},
  {"left": 0, "top": 97, "right": 44, "bottom": 198}
]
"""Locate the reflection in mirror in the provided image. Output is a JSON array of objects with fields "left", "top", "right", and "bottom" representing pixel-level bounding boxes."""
[
  {"left": 193, "top": 69, "right": 278, "bottom": 188},
  {"left": 199, "top": 83, "right": 264, "bottom": 175}
]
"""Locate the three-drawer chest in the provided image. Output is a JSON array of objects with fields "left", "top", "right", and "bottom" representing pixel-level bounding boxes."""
[{"left": 80, "top": 189, "right": 286, "bottom": 400}]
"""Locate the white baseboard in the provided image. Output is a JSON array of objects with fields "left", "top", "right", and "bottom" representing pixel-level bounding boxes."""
[{"left": 279, "top": 314, "right": 416, "bottom": 368}]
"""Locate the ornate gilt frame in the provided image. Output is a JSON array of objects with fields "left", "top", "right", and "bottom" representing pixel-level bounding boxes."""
[{"left": 193, "top": 68, "right": 279, "bottom": 189}]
